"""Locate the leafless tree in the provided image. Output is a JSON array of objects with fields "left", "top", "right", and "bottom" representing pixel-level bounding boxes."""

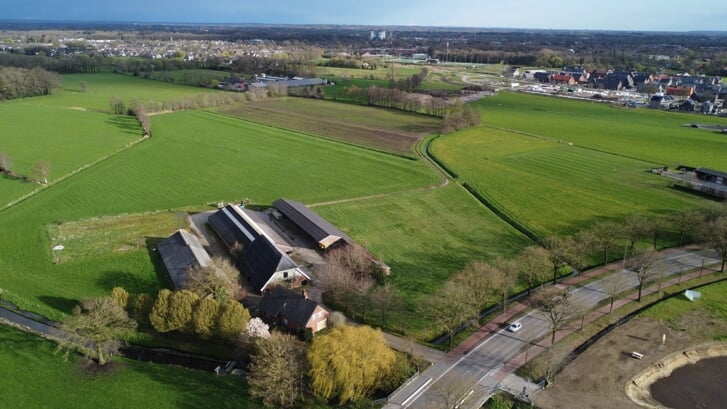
[
  {"left": 0, "top": 151, "right": 12, "bottom": 173},
  {"left": 669, "top": 208, "right": 702, "bottom": 247},
  {"left": 589, "top": 221, "right": 622, "bottom": 265},
  {"left": 421, "top": 281, "right": 475, "bottom": 349},
  {"left": 370, "top": 281, "right": 403, "bottom": 328},
  {"left": 533, "top": 287, "right": 581, "bottom": 345},
  {"left": 451, "top": 261, "right": 498, "bottom": 322},
  {"left": 623, "top": 214, "right": 649, "bottom": 252},
  {"left": 516, "top": 245, "right": 551, "bottom": 296},
  {"left": 601, "top": 273, "right": 628, "bottom": 314},
  {"left": 31, "top": 160, "right": 51, "bottom": 184},
  {"left": 425, "top": 372, "right": 478, "bottom": 409},
  {"left": 701, "top": 216, "right": 727, "bottom": 272},
  {"left": 645, "top": 216, "right": 668, "bottom": 249},
  {"left": 544, "top": 236, "right": 573, "bottom": 284},
  {"left": 625, "top": 247, "right": 660, "bottom": 301},
  {"left": 493, "top": 257, "right": 516, "bottom": 313}
]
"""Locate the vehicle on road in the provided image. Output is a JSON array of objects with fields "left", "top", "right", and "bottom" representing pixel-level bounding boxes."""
[{"left": 507, "top": 321, "right": 523, "bottom": 332}]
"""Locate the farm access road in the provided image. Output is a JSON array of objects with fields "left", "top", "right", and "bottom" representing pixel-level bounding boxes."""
[{"left": 383, "top": 246, "right": 721, "bottom": 409}]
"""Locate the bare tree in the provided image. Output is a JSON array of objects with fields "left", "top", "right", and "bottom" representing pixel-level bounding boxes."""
[
  {"left": 567, "top": 230, "right": 595, "bottom": 275},
  {"left": 370, "top": 281, "right": 403, "bottom": 328},
  {"left": 644, "top": 216, "right": 667, "bottom": 250},
  {"left": 184, "top": 256, "right": 241, "bottom": 302},
  {"left": 670, "top": 208, "right": 702, "bottom": 247},
  {"left": 516, "top": 245, "right": 551, "bottom": 296},
  {"left": 451, "top": 261, "right": 498, "bottom": 322},
  {"left": 0, "top": 151, "right": 11, "bottom": 173},
  {"left": 493, "top": 257, "right": 516, "bottom": 313},
  {"left": 589, "top": 221, "right": 622, "bottom": 265},
  {"left": 623, "top": 214, "right": 648, "bottom": 252},
  {"left": 58, "top": 297, "right": 137, "bottom": 366},
  {"left": 601, "top": 273, "right": 628, "bottom": 314},
  {"left": 533, "top": 287, "right": 580, "bottom": 345},
  {"left": 421, "top": 281, "right": 475, "bottom": 349},
  {"left": 31, "top": 160, "right": 51, "bottom": 184},
  {"left": 544, "top": 236, "right": 572, "bottom": 284},
  {"left": 701, "top": 216, "right": 727, "bottom": 272},
  {"left": 425, "top": 372, "right": 478, "bottom": 409},
  {"left": 625, "top": 247, "right": 660, "bottom": 301}
]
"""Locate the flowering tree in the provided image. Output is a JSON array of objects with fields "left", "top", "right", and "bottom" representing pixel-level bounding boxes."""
[{"left": 247, "top": 317, "right": 271, "bottom": 339}]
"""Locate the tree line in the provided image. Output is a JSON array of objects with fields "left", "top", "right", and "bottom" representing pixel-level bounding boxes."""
[{"left": 0, "top": 66, "right": 61, "bottom": 100}]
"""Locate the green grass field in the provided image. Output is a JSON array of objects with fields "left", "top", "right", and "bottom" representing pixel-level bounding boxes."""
[
  {"left": 431, "top": 126, "right": 708, "bottom": 236},
  {"left": 471, "top": 92, "right": 727, "bottom": 169},
  {"left": 315, "top": 184, "right": 532, "bottom": 335},
  {"left": 0, "top": 324, "right": 261, "bottom": 409},
  {"left": 216, "top": 98, "right": 440, "bottom": 156}
]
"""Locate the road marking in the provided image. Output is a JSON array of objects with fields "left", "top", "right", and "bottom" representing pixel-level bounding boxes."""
[{"left": 401, "top": 378, "right": 433, "bottom": 407}]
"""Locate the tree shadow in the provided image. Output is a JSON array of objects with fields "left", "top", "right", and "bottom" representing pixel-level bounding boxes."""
[
  {"left": 37, "top": 295, "right": 79, "bottom": 314},
  {"left": 145, "top": 236, "right": 174, "bottom": 290},
  {"left": 105, "top": 115, "right": 141, "bottom": 136},
  {"left": 95, "top": 270, "right": 158, "bottom": 294}
]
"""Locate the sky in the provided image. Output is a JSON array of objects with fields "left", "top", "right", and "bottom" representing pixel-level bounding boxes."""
[{"left": 5, "top": 0, "right": 727, "bottom": 32}]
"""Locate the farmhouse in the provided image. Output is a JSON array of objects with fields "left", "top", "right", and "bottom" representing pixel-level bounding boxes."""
[
  {"left": 208, "top": 204, "right": 267, "bottom": 250},
  {"left": 239, "top": 235, "right": 311, "bottom": 292},
  {"left": 273, "top": 198, "right": 351, "bottom": 250},
  {"left": 258, "top": 285, "right": 329, "bottom": 333},
  {"left": 157, "top": 229, "right": 212, "bottom": 289}
]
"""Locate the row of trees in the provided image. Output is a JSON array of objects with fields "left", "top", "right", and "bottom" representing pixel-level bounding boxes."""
[
  {"left": 341, "top": 84, "right": 461, "bottom": 118},
  {"left": 0, "top": 66, "right": 61, "bottom": 100}
]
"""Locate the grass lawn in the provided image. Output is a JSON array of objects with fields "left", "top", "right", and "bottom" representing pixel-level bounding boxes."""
[
  {"left": 0, "top": 324, "right": 261, "bottom": 409},
  {"left": 431, "top": 126, "right": 707, "bottom": 236},
  {"left": 216, "top": 98, "right": 440, "bottom": 156},
  {"left": 0, "top": 108, "right": 438, "bottom": 318},
  {"left": 315, "top": 183, "right": 533, "bottom": 337},
  {"left": 471, "top": 92, "right": 727, "bottom": 169}
]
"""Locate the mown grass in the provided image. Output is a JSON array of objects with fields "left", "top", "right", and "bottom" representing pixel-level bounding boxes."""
[
  {"left": 431, "top": 126, "right": 706, "bottom": 236},
  {"left": 315, "top": 184, "right": 532, "bottom": 337},
  {"left": 0, "top": 108, "right": 438, "bottom": 319},
  {"left": 471, "top": 92, "right": 727, "bottom": 169},
  {"left": 216, "top": 98, "right": 440, "bottom": 156},
  {"left": 0, "top": 323, "right": 261, "bottom": 409}
]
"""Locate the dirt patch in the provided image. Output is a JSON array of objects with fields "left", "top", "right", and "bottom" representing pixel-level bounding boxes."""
[{"left": 533, "top": 314, "right": 727, "bottom": 409}]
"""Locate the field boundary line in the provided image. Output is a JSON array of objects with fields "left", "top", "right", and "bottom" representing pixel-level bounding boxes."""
[{"left": 1, "top": 135, "right": 148, "bottom": 212}]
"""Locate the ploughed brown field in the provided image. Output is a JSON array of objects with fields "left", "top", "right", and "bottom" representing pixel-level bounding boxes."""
[{"left": 216, "top": 98, "right": 441, "bottom": 157}]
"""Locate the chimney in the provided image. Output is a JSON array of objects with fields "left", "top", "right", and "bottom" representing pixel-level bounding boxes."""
[{"left": 302, "top": 289, "right": 309, "bottom": 300}]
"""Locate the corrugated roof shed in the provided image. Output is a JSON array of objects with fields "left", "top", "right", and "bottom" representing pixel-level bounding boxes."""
[
  {"left": 208, "top": 205, "right": 262, "bottom": 249},
  {"left": 273, "top": 198, "right": 350, "bottom": 249},
  {"left": 157, "top": 230, "right": 211, "bottom": 289},
  {"left": 258, "top": 285, "right": 320, "bottom": 329}
]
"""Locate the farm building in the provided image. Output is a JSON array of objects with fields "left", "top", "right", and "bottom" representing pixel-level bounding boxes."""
[
  {"left": 208, "top": 204, "right": 266, "bottom": 250},
  {"left": 273, "top": 198, "right": 351, "bottom": 250},
  {"left": 696, "top": 168, "right": 727, "bottom": 187},
  {"left": 157, "top": 229, "right": 211, "bottom": 289},
  {"left": 239, "top": 235, "right": 311, "bottom": 292},
  {"left": 258, "top": 286, "right": 329, "bottom": 334}
]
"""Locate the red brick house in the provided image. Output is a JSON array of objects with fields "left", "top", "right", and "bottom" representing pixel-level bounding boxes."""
[{"left": 550, "top": 74, "right": 576, "bottom": 86}]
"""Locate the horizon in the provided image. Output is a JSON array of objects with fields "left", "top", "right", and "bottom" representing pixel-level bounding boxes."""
[{"left": 4, "top": 0, "right": 727, "bottom": 32}]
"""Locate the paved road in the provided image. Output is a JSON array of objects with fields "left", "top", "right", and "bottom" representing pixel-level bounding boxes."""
[{"left": 384, "top": 248, "right": 720, "bottom": 409}]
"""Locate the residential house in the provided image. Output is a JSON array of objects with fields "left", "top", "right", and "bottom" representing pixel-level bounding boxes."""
[
  {"left": 258, "top": 285, "right": 329, "bottom": 333},
  {"left": 666, "top": 85, "right": 694, "bottom": 99},
  {"left": 550, "top": 74, "right": 575, "bottom": 86},
  {"left": 631, "top": 72, "right": 653, "bottom": 86},
  {"left": 533, "top": 71, "right": 551, "bottom": 83}
]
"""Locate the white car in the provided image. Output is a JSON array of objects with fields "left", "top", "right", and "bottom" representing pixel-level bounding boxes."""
[{"left": 507, "top": 321, "right": 523, "bottom": 332}]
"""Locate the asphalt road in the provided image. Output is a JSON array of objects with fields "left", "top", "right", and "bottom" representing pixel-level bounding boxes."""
[{"left": 385, "top": 248, "right": 720, "bottom": 409}]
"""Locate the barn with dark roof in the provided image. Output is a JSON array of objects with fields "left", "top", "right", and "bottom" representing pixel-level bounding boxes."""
[
  {"left": 207, "top": 205, "right": 263, "bottom": 250},
  {"left": 273, "top": 198, "right": 351, "bottom": 250},
  {"left": 157, "top": 229, "right": 211, "bottom": 289},
  {"left": 239, "top": 235, "right": 311, "bottom": 292}
]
